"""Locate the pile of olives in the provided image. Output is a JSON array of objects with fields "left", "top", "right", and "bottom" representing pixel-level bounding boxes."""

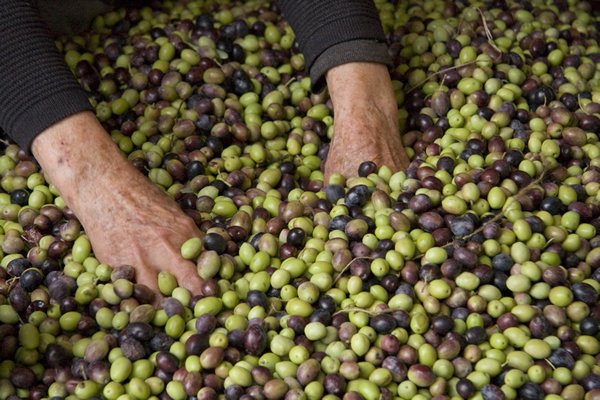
[{"left": 0, "top": 0, "right": 599, "bottom": 399}]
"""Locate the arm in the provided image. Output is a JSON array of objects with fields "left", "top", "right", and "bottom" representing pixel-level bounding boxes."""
[
  {"left": 278, "top": 0, "right": 391, "bottom": 91},
  {"left": 279, "top": 0, "right": 410, "bottom": 180},
  {"left": 0, "top": 1, "right": 203, "bottom": 294}
]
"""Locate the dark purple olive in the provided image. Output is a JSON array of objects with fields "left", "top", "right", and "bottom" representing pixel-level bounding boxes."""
[
  {"left": 204, "top": 232, "right": 226, "bottom": 254},
  {"left": 358, "top": 161, "right": 377, "bottom": 177},
  {"left": 120, "top": 338, "right": 147, "bottom": 361},
  {"left": 7, "top": 258, "right": 32, "bottom": 277},
  {"left": 449, "top": 215, "right": 475, "bottom": 237},
  {"left": 581, "top": 374, "right": 600, "bottom": 391},
  {"left": 518, "top": 382, "right": 544, "bottom": 400},
  {"left": 408, "top": 194, "right": 433, "bottom": 213},
  {"left": 547, "top": 348, "right": 575, "bottom": 369},
  {"left": 323, "top": 374, "right": 346, "bottom": 396},
  {"left": 124, "top": 322, "right": 154, "bottom": 342},
  {"left": 48, "top": 274, "right": 76, "bottom": 301},
  {"left": 86, "top": 360, "right": 110, "bottom": 384},
  {"left": 344, "top": 185, "right": 370, "bottom": 207},
  {"left": 159, "top": 297, "right": 184, "bottom": 317},
  {"left": 464, "top": 326, "right": 487, "bottom": 344},
  {"left": 195, "top": 314, "right": 217, "bottom": 334},
  {"left": 8, "top": 285, "right": 30, "bottom": 313},
  {"left": 456, "top": 378, "right": 476, "bottom": 398},
  {"left": 480, "top": 384, "right": 506, "bottom": 400},
  {"left": 431, "top": 315, "right": 454, "bottom": 335},
  {"left": 418, "top": 212, "right": 445, "bottom": 232},
  {"left": 296, "top": 359, "right": 320, "bottom": 386},
  {"left": 246, "top": 290, "right": 269, "bottom": 308},
  {"left": 225, "top": 384, "right": 244, "bottom": 400},
  {"left": 185, "top": 334, "right": 209, "bottom": 356},
  {"left": 407, "top": 364, "right": 435, "bottom": 387},
  {"left": 579, "top": 316, "right": 599, "bottom": 336},
  {"left": 369, "top": 313, "right": 397, "bottom": 334},
  {"left": 243, "top": 325, "right": 267, "bottom": 355},
  {"left": 571, "top": 282, "right": 598, "bottom": 305},
  {"left": 286, "top": 227, "right": 306, "bottom": 247},
  {"left": 9, "top": 366, "right": 36, "bottom": 389},
  {"left": 45, "top": 343, "right": 73, "bottom": 368},
  {"left": 156, "top": 351, "right": 180, "bottom": 373},
  {"left": 528, "top": 315, "right": 553, "bottom": 338}
]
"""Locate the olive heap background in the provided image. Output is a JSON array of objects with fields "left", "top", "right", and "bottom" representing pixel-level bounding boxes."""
[{"left": 1, "top": 0, "right": 600, "bottom": 399}]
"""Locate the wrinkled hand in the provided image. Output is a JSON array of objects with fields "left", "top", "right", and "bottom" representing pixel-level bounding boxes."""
[
  {"left": 324, "top": 62, "right": 410, "bottom": 182},
  {"left": 32, "top": 112, "right": 204, "bottom": 294}
]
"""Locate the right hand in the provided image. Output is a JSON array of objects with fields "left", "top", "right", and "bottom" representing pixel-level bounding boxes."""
[
  {"left": 323, "top": 62, "right": 410, "bottom": 182},
  {"left": 32, "top": 112, "right": 205, "bottom": 295}
]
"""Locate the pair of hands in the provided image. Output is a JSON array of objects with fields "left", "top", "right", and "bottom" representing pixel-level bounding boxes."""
[{"left": 31, "top": 63, "right": 409, "bottom": 294}]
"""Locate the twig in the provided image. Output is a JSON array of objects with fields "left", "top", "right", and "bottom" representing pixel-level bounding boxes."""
[
  {"left": 332, "top": 256, "right": 374, "bottom": 284},
  {"left": 406, "top": 60, "right": 478, "bottom": 92},
  {"left": 477, "top": 8, "right": 502, "bottom": 54},
  {"left": 333, "top": 306, "right": 399, "bottom": 317},
  {"left": 407, "top": 160, "right": 556, "bottom": 262}
]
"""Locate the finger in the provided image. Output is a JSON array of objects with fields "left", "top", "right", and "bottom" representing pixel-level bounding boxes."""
[
  {"left": 133, "top": 266, "right": 160, "bottom": 295},
  {"left": 169, "top": 259, "right": 204, "bottom": 296}
]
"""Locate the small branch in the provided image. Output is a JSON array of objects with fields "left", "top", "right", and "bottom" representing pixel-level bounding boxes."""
[{"left": 332, "top": 256, "right": 374, "bottom": 284}]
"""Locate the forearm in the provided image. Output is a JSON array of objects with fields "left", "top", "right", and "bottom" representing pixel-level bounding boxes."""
[
  {"left": 31, "top": 112, "right": 162, "bottom": 229},
  {"left": 278, "top": 0, "right": 391, "bottom": 91},
  {"left": 0, "top": 0, "right": 93, "bottom": 151}
]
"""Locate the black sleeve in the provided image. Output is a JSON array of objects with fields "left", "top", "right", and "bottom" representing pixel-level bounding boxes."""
[
  {"left": 0, "top": 0, "right": 94, "bottom": 152},
  {"left": 278, "top": 0, "right": 391, "bottom": 91}
]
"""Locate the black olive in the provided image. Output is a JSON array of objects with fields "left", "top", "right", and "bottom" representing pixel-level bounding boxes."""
[
  {"left": 518, "top": 382, "right": 544, "bottom": 400},
  {"left": 19, "top": 268, "right": 43, "bottom": 291},
  {"left": 246, "top": 290, "right": 268, "bottom": 308},
  {"left": 369, "top": 313, "right": 397, "bottom": 334},
  {"left": 204, "top": 232, "right": 226, "bottom": 254},
  {"left": 344, "top": 184, "right": 370, "bottom": 207},
  {"left": 287, "top": 228, "right": 306, "bottom": 247},
  {"left": 464, "top": 326, "right": 487, "bottom": 344}
]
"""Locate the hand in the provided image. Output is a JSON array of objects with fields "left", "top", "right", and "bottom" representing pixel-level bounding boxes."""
[
  {"left": 32, "top": 112, "right": 204, "bottom": 294},
  {"left": 324, "top": 62, "right": 410, "bottom": 182}
]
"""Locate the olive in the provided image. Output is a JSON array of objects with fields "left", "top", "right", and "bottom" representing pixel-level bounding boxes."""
[
  {"left": 150, "top": 331, "right": 175, "bottom": 352},
  {"left": 369, "top": 314, "right": 397, "bottom": 334},
  {"left": 243, "top": 325, "right": 267, "bottom": 355},
  {"left": 571, "top": 282, "right": 598, "bottom": 305},
  {"left": 518, "top": 382, "right": 544, "bottom": 400},
  {"left": 120, "top": 338, "right": 147, "bottom": 361},
  {"left": 9, "top": 366, "right": 36, "bottom": 389},
  {"left": 7, "top": 258, "right": 32, "bottom": 277},
  {"left": 480, "top": 384, "right": 505, "bottom": 400},
  {"left": 358, "top": 161, "right": 377, "bottom": 177},
  {"left": 547, "top": 348, "right": 575, "bottom": 369},
  {"left": 19, "top": 268, "right": 43, "bottom": 291},
  {"left": 323, "top": 374, "right": 346, "bottom": 396},
  {"left": 456, "top": 378, "right": 476, "bottom": 398},
  {"left": 204, "top": 232, "right": 226, "bottom": 254},
  {"left": 344, "top": 185, "right": 371, "bottom": 207},
  {"left": 156, "top": 351, "right": 179, "bottom": 373},
  {"left": 581, "top": 374, "right": 600, "bottom": 391}
]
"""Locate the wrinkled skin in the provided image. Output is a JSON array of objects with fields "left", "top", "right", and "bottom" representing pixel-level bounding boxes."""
[
  {"left": 31, "top": 63, "right": 407, "bottom": 295},
  {"left": 324, "top": 62, "right": 410, "bottom": 182},
  {"left": 32, "top": 112, "right": 204, "bottom": 295}
]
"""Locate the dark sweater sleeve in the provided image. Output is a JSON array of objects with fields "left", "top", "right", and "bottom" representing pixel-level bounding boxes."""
[
  {"left": 278, "top": 0, "right": 391, "bottom": 91},
  {"left": 0, "top": 0, "right": 94, "bottom": 152}
]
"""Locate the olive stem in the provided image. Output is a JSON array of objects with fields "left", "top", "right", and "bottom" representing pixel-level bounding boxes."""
[
  {"left": 406, "top": 60, "right": 478, "bottom": 92},
  {"left": 332, "top": 256, "right": 374, "bottom": 284},
  {"left": 409, "top": 158, "right": 557, "bottom": 262},
  {"left": 477, "top": 8, "right": 501, "bottom": 53}
]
